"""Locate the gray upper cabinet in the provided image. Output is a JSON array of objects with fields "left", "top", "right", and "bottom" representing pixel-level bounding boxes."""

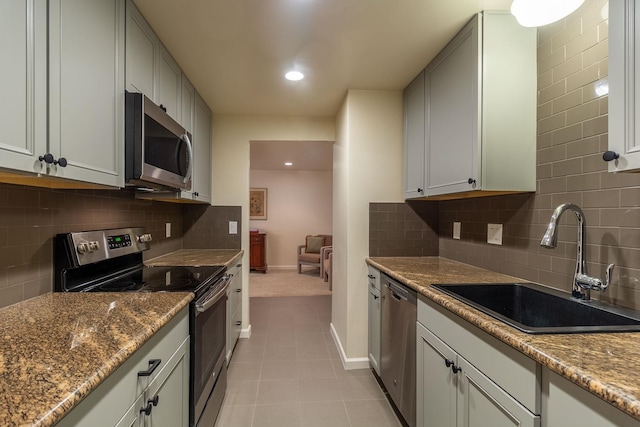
[
  {"left": 48, "top": 0, "right": 125, "bottom": 188},
  {"left": 608, "top": 0, "right": 640, "bottom": 172},
  {"left": 191, "top": 93, "right": 212, "bottom": 204},
  {"left": 126, "top": 0, "right": 181, "bottom": 123},
  {"left": 0, "top": 0, "right": 48, "bottom": 175},
  {"left": 405, "top": 11, "right": 536, "bottom": 199},
  {"left": 403, "top": 71, "right": 426, "bottom": 199}
]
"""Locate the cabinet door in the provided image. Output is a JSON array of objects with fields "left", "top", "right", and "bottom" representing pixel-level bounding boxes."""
[
  {"left": 192, "top": 93, "right": 212, "bottom": 203},
  {"left": 146, "top": 337, "right": 190, "bottom": 427},
  {"left": 0, "top": 0, "right": 47, "bottom": 174},
  {"left": 368, "top": 276, "right": 381, "bottom": 375},
  {"left": 417, "top": 322, "right": 457, "bottom": 427},
  {"left": 48, "top": 0, "right": 125, "bottom": 188},
  {"left": 425, "top": 16, "right": 479, "bottom": 196},
  {"left": 404, "top": 71, "right": 426, "bottom": 199},
  {"left": 115, "top": 395, "right": 144, "bottom": 427},
  {"left": 126, "top": 0, "right": 156, "bottom": 98},
  {"left": 457, "top": 357, "right": 539, "bottom": 427},
  {"left": 156, "top": 46, "right": 182, "bottom": 122},
  {"left": 609, "top": 0, "right": 640, "bottom": 172}
]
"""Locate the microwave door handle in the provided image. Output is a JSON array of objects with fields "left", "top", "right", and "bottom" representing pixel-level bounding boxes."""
[{"left": 182, "top": 134, "right": 193, "bottom": 184}]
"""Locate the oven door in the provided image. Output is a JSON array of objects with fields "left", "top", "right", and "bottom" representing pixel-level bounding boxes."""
[{"left": 192, "top": 276, "right": 229, "bottom": 427}]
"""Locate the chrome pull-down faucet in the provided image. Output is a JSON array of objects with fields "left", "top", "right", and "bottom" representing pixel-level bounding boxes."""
[{"left": 540, "top": 203, "right": 614, "bottom": 300}]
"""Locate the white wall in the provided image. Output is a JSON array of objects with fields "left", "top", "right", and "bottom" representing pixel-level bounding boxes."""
[
  {"left": 332, "top": 90, "right": 404, "bottom": 366},
  {"left": 211, "top": 115, "right": 335, "bottom": 329},
  {"left": 249, "top": 169, "right": 333, "bottom": 268}
]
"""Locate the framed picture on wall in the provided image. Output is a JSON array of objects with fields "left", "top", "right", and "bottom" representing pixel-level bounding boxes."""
[{"left": 250, "top": 188, "right": 268, "bottom": 220}]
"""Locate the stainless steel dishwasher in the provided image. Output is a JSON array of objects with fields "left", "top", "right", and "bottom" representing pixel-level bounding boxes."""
[{"left": 380, "top": 273, "right": 416, "bottom": 427}]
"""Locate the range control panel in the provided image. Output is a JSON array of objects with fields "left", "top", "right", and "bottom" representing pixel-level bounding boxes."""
[{"left": 65, "top": 227, "right": 152, "bottom": 266}]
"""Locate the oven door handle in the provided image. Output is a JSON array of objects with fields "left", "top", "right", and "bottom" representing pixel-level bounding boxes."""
[{"left": 195, "top": 276, "right": 230, "bottom": 313}]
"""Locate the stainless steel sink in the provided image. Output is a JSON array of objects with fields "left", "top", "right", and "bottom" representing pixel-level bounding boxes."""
[{"left": 432, "top": 283, "right": 640, "bottom": 334}]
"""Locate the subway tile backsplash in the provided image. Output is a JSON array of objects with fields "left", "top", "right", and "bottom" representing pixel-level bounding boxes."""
[{"left": 0, "top": 183, "right": 240, "bottom": 309}]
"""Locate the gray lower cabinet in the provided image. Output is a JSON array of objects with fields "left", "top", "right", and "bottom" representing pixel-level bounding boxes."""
[
  {"left": 226, "top": 261, "right": 243, "bottom": 363},
  {"left": 57, "top": 308, "right": 189, "bottom": 427},
  {"left": 367, "top": 266, "right": 381, "bottom": 375},
  {"left": 417, "top": 295, "right": 540, "bottom": 427}
]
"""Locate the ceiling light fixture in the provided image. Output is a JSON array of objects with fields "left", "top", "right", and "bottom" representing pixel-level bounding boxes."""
[
  {"left": 511, "top": 0, "right": 584, "bottom": 27},
  {"left": 284, "top": 162, "right": 293, "bottom": 166},
  {"left": 285, "top": 71, "right": 304, "bottom": 81}
]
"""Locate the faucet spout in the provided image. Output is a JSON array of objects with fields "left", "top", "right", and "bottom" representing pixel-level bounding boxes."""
[{"left": 540, "top": 203, "right": 613, "bottom": 300}]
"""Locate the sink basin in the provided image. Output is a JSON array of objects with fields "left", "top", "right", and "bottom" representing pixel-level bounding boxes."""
[{"left": 432, "top": 283, "right": 640, "bottom": 334}]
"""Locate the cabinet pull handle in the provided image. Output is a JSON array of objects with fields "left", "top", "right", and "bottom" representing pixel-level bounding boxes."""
[
  {"left": 417, "top": 188, "right": 423, "bottom": 193},
  {"left": 235, "top": 288, "right": 242, "bottom": 292},
  {"left": 444, "top": 359, "right": 454, "bottom": 368},
  {"left": 370, "top": 292, "right": 379, "bottom": 300},
  {"left": 140, "top": 402, "right": 153, "bottom": 416},
  {"left": 603, "top": 151, "right": 620, "bottom": 161},
  {"left": 451, "top": 365, "right": 462, "bottom": 374},
  {"left": 235, "top": 321, "right": 242, "bottom": 326},
  {"left": 138, "top": 359, "right": 161, "bottom": 377},
  {"left": 54, "top": 157, "right": 68, "bottom": 167},
  {"left": 368, "top": 274, "right": 375, "bottom": 279},
  {"left": 150, "top": 395, "right": 159, "bottom": 407},
  {"left": 38, "top": 153, "right": 55, "bottom": 164},
  {"left": 467, "top": 178, "right": 476, "bottom": 185}
]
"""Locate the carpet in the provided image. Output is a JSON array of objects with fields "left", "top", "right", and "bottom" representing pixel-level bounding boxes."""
[{"left": 249, "top": 268, "right": 332, "bottom": 297}]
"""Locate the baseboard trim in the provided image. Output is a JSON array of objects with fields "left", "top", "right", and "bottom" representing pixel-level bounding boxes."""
[
  {"left": 240, "top": 324, "right": 252, "bottom": 338},
  {"left": 329, "top": 322, "right": 370, "bottom": 370}
]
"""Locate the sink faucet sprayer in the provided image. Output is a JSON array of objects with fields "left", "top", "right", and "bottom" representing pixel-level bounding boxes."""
[{"left": 540, "top": 203, "right": 614, "bottom": 300}]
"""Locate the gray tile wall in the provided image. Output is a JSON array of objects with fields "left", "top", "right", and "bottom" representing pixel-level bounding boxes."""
[
  {"left": 0, "top": 183, "right": 240, "bottom": 308},
  {"left": 369, "top": 201, "right": 438, "bottom": 257},
  {"left": 438, "top": 0, "right": 640, "bottom": 310}
]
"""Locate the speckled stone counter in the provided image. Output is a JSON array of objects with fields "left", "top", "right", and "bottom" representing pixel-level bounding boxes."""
[
  {"left": 0, "top": 292, "right": 193, "bottom": 427},
  {"left": 367, "top": 256, "right": 640, "bottom": 421},
  {"left": 146, "top": 249, "right": 243, "bottom": 268}
]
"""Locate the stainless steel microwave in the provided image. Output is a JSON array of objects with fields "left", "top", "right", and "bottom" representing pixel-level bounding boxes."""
[{"left": 125, "top": 92, "right": 193, "bottom": 191}]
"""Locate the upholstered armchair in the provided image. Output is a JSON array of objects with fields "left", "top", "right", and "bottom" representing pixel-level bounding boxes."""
[
  {"left": 297, "top": 234, "right": 332, "bottom": 277},
  {"left": 322, "top": 246, "right": 333, "bottom": 290}
]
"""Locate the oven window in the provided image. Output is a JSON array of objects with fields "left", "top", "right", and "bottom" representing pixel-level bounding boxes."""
[
  {"left": 144, "top": 115, "right": 189, "bottom": 175},
  {"left": 193, "top": 294, "right": 227, "bottom": 401}
]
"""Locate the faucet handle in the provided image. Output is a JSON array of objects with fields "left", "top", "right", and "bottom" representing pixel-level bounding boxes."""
[
  {"left": 575, "top": 264, "right": 615, "bottom": 292},
  {"left": 603, "top": 263, "right": 615, "bottom": 291}
]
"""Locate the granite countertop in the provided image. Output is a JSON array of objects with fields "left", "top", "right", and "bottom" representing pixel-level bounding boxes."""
[
  {"left": 367, "top": 256, "right": 640, "bottom": 421},
  {"left": 0, "top": 292, "right": 193, "bottom": 427},
  {"left": 146, "top": 249, "right": 243, "bottom": 268}
]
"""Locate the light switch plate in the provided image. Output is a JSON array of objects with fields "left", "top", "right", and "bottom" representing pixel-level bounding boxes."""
[
  {"left": 487, "top": 223, "right": 503, "bottom": 245},
  {"left": 229, "top": 221, "right": 238, "bottom": 235},
  {"left": 453, "top": 222, "right": 461, "bottom": 240},
  {"left": 165, "top": 222, "right": 171, "bottom": 238}
]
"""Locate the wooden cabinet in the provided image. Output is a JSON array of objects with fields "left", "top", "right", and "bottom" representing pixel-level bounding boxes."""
[
  {"left": 417, "top": 296, "right": 540, "bottom": 427},
  {"left": 250, "top": 233, "right": 267, "bottom": 273},
  {"left": 405, "top": 11, "right": 536, "bottom": 199},
  {"left": 608, "top": 0, "right": 640, "bottom": 172},
  {"left": 57, "top": 308, "right": 189, "bottom": 427},
  {"left": 367, "top": 266, "right": 382, "bottom": 375},
  {"left": 226, "top": 261, "right": 243, "bottom": 364},
  {"left": 0, "top": 0, "right": 124, "bottom": 188},
  {"left": 403, "top": 71, "right": 426, "bottom": 199}
]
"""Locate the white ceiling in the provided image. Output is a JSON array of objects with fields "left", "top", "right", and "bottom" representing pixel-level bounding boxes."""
[{"left": 132, "top": 0, "right": 515, "bottom": 118}]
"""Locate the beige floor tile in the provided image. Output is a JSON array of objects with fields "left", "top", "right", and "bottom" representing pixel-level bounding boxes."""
[
  {"left": 339, "top": 376, "right": 385, "bottom": 400},
  {"left": 331, "top": 359, "right": 374, "bottom": 378},
  {"left": 225, "top": 380, "right": 260, "bottom": 406},
  {"left": 296, "top": 344, "right": 330, "bottom": 360},
  {"left": 261, "top": 361, "right": 298, "bottom": 380},
  {"left": 297, "top": 378, "right": 342, "bottom": 402},
  {"left": 299, "top": 401, "right": 350, "bottom": 427},
  {"left": 294, "top": 333, "right": 325, "bottom": 347},
  {"left": 296, "top": 360, "right": 336, "bottom": 379},
  {"left": 214, "top": 404, "right": 255, "bottom": 427},
  {"left": 263, "top": 345, "right": 297, "bottom": 362},
  {"left": 265, "top": 331, "right": 296, "bottom": 347},
  {"left": 294, "top": 322, "right": 323, "bottom": 334},
  {"left": 252, "top": 404, "right": 301, "bottom": 427},
  {"left": 232, "top": 345, "right": 265, "bottom": 363},
  {"left": 228, "top": 362, "right": 262, "bottom": 381},
  {"left": 256, "top": 379, "right": 300, "bottom": 404},
  {"left": 344, "top": 399, "right": 402, "bottom": 427}
]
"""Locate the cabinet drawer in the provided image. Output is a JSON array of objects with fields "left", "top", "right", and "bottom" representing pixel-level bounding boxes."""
[
  {"left": 250, "top": 234, "right": 264, "bottom": 242},
  {"left": 57, "top": 308, "right": 189, "bottom": 426},
  {"left": 367, "top": 266, "right": 381, "bottom": 290},
  {"left": 418, "top": 295, "right": 540, "bottom": 414}
]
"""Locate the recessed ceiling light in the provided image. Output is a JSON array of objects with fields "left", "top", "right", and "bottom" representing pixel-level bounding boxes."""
[
  {"left": 285, "top": 71, "right": 304, "bottom": 81},
  {"left": 284, "top": 162, "right": 293, "bottom": 166}
]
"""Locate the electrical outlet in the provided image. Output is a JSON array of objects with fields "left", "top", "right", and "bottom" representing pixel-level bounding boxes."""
[
  {"left": 453, "top": 222, "right": 461, "bottom": 240},
  {"left": 487, "top": 223, "right": 503, "bottom": 245},
  {"left": 165, "top": 222, "right": 171, "bottom": 238},
  {"left": 229, "top": 221, "right": 238, "bottom": 235}
]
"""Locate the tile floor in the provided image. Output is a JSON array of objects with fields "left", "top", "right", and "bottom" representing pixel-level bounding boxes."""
[{"left": 215, "top": 295, "right": 402, "bottom": 427}]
